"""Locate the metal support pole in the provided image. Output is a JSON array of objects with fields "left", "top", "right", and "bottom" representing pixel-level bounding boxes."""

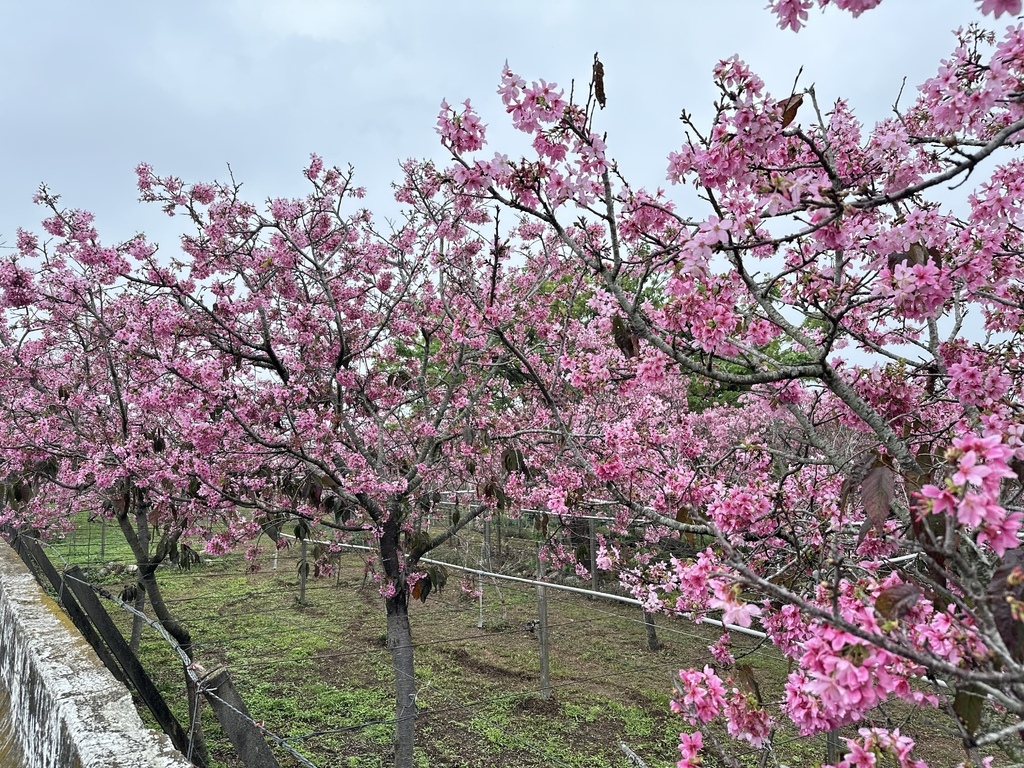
[
  {"left": 298, "top": 537, "right": 308, "bottom": 605},
  {"left": 536, "top": 553, "right": 551, "bottom": 700},
  {"left": 483, "top": 519, "right": 492, "bottom": 571},
  {"left": 589, "top": 518, "right": 598, "bottom": 592}
]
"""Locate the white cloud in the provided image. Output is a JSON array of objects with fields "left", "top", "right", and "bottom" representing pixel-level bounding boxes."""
[{"left": 230, "top": 0, "right": 386, "bottom": 43}]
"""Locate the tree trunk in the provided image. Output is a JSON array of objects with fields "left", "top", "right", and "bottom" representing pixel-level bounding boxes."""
[
  {"left": 140, "top": 563, "right": 210, "bottom": 766},
  {"left": 380, "top": 510, "right": 417, "bottom": 768},
  {"left": 117, "top": 508, "right": 210, "bottom": 767},
  {"left": 130, "top": 510, "right": 151, "bottom": 654},
  {"left": 643, "top": 610, "right": 660, "bottom": 651},
  {"left": 387, "top": 592, "right": 417, "bottom": 768}
]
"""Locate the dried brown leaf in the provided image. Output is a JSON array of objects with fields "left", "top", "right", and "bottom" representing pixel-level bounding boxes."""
[
  {"left": 779, "top": 93, "right": 803, "bottom": 129},
  {"left": 875, "top": 583, "right": 921, "bottom": 620},
  {"left": 860, "top": 463, "right": 895, "bottom": 538}
]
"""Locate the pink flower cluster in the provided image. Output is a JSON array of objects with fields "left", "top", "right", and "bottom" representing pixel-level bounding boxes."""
[
  {"left": 724, "top": 692, "right": 773, "bottom": 748},
  {"left": 497, "top": 64, "right": 566, "bottom": 134},
  {"left": 825, "top": 728, "right": 929, "bottom": 768},
  {"left": 877, "top": 259, "right": 950, "bottom": 320},
  {"left": 671, "top": 666, "right": 727, "bottom": 724},
  {"left": 706, "top": 484, "right": 773, "bottom": 540},
  {"left": 663, "top": 274, "right": 742, "bottom": 356},
  {"left": 672, "top": 667, "right": 773, "bottom": 754},
  {"left": 436, "top": 99, "right": 487, "bottom": 154},
  {"left": 947, "top": 357, "right": 1011, "bottom": 407},
  {"left": 783, "top": 611, "right": 941, "bottom": 734},
  {"left": 660, "top": 548, "right": 720, "bottom": 614},
  {"left": 919, "top": 433, "right": 1021, "bottom": 555},
  {"left": 708, "top": 581, "right": 763, "bottom": 628},
  {"left": 769, "top": 0, "right": 1013, "bottom": 33},
  {"left": 676, "top": 731, "right": 702, "bottom": 768}
]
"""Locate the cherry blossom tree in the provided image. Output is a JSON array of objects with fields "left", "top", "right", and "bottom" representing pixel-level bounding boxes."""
[
  {"left": 0, "top": 194, "right": 217, "bottom": 762},
  {"left": 433, "top": 10, "right": 1024, "bottom": 767},
  {"left": 0, "top": 159, "right": 555, "bottom": 766},
  {"left": 5, "top": 2, "right": 1024, "bottom": 767},
  {"left": 126, "top": 155, "right": 577, "bottom": 767}
]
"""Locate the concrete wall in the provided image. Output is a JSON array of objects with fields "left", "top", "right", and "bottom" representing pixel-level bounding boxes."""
[{"left": 0, "top": 538, "right": 193, "bottom": 768}]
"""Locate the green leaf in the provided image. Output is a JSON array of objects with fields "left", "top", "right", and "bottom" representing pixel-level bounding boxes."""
[
  {"left": 736, "top": 663, "right": 762, "bottom": 704},
  {"left": 953, "top": 684, "right": 984, "bottom": 735},
  {"left": 502, "top": 448, "right": 528, "bottom": 475}
]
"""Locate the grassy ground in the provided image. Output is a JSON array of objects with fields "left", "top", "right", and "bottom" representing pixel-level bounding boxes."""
[{"left": 43, "top": 518, "right": 978, "bottom": 768}]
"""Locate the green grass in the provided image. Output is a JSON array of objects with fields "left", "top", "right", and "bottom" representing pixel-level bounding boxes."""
[{"left": 35, "top": 516, "right": 977, "bottom": 768}]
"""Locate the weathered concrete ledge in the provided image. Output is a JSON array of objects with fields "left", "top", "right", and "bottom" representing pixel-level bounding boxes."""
[{"left": 0, "top": 537, "right": 192, "bottom": 768}]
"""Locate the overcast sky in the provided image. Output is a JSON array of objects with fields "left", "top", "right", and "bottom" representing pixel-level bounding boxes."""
[{"left": 0, "top": 1, "right": 993, "bottom": 250}]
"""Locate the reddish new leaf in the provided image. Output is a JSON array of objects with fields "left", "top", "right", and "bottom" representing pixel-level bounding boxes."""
[{"left": 413, "top": 578, "right": 430, "bottom": 603}]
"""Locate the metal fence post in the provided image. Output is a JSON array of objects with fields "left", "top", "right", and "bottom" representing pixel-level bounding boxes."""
[{"left": 536, "top": 551, "right": 551, "bottom": 700}]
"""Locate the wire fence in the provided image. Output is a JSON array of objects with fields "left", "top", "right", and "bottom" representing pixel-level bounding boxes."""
[
  {"left": 35, "top": 518, "right": 735, "bottom": 767},
  {"left": 25, "top": 516, "right": 965, "bottom": 768}
]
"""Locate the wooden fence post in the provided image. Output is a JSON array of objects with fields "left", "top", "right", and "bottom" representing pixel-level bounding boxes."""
[
  {"left": 298, "top": 537, "right": 308, "bottom": 605},
  {"left": 200, "top": 667, "right": 281, "bottom": 768},
  {"left": 643, "top": 611, "right": 660, "bottom": 651},
  {"left": 60, "top": 566, "right": 201, "bottom": 765},
  {"left": 826, "top": 730, "right": 841, "bottom": 764},
  {"left": 483, "top": 519, "right": 492, "bottom": 571}
]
